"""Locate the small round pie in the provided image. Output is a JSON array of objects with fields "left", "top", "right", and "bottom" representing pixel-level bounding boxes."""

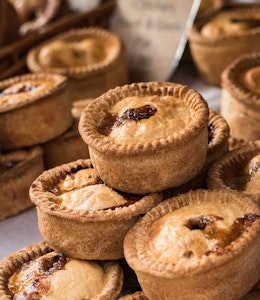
[
  {"left": 207, "top": 140, "right": 260, "bottom": 206},
  {"left": 0, "top": 146, "right": 44, "bottom": 221},
  {"left": 220, "top": 51, "right": 260, "bottom": 141},
  {"left": 189, "top": 6, "right": 260, "bottom": 85},
  {"left": 43, "top": 99, "right": 93, "bottom": 169},
  {"left": 27, "top": 27, "right": 129, "bottom": 102},
  {"left": 0, "top": 72, "right": 72, "bottom": 151},
  {"left": 124, "top": 189, "right": 260, "bottom": 300},
  {"left": 0, "top": 242, "right": 123, "bottom": 300},
  {"left": 29, "top": 159, "right": 162, "bottom": 260},
  {"left": 79, "top": 82, "right": 209, "bottom": 194}
]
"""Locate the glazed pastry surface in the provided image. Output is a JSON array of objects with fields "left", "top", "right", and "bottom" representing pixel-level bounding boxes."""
[
  {"left": 54, "top": 168, "right": 128, "bottom": 211},
  {"left": 103, "top": 96, "right": 192, "bottom": 143},
  {"left": 146, "top": 201, "right": 257, "bottom": 264},
  {"left": 239, "top": 66, "right": 260, "bottom": 94},
  {"left": 201, "top": 11, "right": 260, "bottom": 38},
  {"left": 38, "top": 39, "right": 106, "bottom": 68},
  {"left": 244, "top": 155, "right": 260, "bottom": 195},
  {"left": 0, "top": 80, "right": 55, "bottom": 108},
  {"left": 8, "top": 251, "right": 104, "bottom": 300}
]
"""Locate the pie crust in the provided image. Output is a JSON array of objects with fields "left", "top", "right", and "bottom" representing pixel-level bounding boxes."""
[
  {"left": 196, "top": 0, "right": 223, "bottom": 20},
  {"left": 123, "top": 189, "right": 260, "bottom": 300},
  {"left": 0, "top": 242, "right": 123, "bottom": 300},
  {"left": 207, "top": 140, "right": 260, "bottom": 206},
  {"left": 0, "top": 72, "right": 72, "bottom": 151},
  {"left": 43, "top": 99, "right": 93, "bottom": 169},
  {"left": 0, "top": 146, "right": 44, "bottom": 221},
  {"left": 189, "top": 6, "right": 260, "bottom": 85},
  {"left": 241, "top": 280, "right": 260, "bottom": 300},
  {"left": 220, "top": 51, "right": 260, "bottom": 141},
  {"left": 228, "top": 136, "right": 246, "bottom": 151},
  {"left": 29, "top": 159, "right": 162, "bottom": 260},
  {"left": 0, "top": 0, "right": 20, "bottom": 47},
  {"left": 27, "top": 27, "right": 129, "bottom": 103},
  {"left": 119, "top": 291, "right": 148, "bottom": 300},
  {"left": 79, "top": 82, "right": 209, "bottom": 194}
]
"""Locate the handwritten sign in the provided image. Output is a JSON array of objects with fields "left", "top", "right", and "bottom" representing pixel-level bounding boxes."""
[{"left": 110, "top": 0, "right": 200, "bottom": 82}]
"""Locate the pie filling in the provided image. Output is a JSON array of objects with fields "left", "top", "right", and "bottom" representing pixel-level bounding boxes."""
[
  {"left": 39, "top": 164, "right": 142, "bottom": 211},
  {"left": 224, "top": 154, "right": 260, "bottom": 195},
  {"left": 146, "top": 202, "right": 259, "bottom": 264},
  {"left": 37, "top": 38, "right": 106, "bottom": 68},
  {"left": 239, "top": 66, "right": 260, "bottom": 95},
  {"left": 98, "top": 96, "right": 192, "bottom": 143},
  {"left": 8, "top": 251, "right": 105, "bottom": 300},
  {"left": 0, "top": 80, "right": 55, "bottom": 107},
  {"left": 201, "top": 12, "right": 260, "bottom": 38}
]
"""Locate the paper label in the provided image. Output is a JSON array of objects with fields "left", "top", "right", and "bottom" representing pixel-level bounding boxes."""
[{"left": 110, "top": 0, "right": 200, "bottom": 82}]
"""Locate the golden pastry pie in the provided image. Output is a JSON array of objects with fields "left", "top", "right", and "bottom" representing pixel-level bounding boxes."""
[
  {"left": 9, "top": 0, "right": 66, "bottom": 35},
  {"left": 207, "top": 140, "right": 260, "bottom": 206},
  {"left": 0, "top": 146, "right": 44, "bottom": 221},
  {"left": 119, "top": 291, "right": 148, "bottom": 300},
  {"left": 0, "top": 0, "right": 20, "bottom": 47},
  {"left": 221, "top": 51, "right": 260, "bottom": 141},
  {"left": 124, "top": 189, "right": 260, "bottom": 300},
  {"left": 0, "top": 73, "right": 72, "bottom": 151},
  {"left": 43, "top": 99, "right": 93, "bottom": 169},
  {"left": 29, "top": 159, "right": 162, "bottom": 260},
  {"left": 0, "top": 242, "right": 123, "bottom": 300},
  {"left": 27, "top": 27, "right": 129, "bottom": 103},
  {"left": 163, "top": 109, "right": 230, "bottom": 198},
  {"left": 79, "top": 82, "right": 209, "bottom": 194},
  {"left": 189, "top": 6, "right": 260, "bottom": 85}
]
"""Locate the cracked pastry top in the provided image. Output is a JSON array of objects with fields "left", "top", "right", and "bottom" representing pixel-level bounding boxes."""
[
  {"left": 207, "top": 140, "right": 260, "bottom": 206},
  {"left": 29, "top": 159, "right": 162, "bottom": 260},
  {"left": 79, "top": 81, "right": 209, "bottom": 194},
  {"left": 220, "top": 52, "right": 260, "bottom": 141},
  {"left": 123, "top": 189, "right": 260, "bottom": 300},
  {"left": 0, "top": 242, "right": 123, "bottom": 300}
]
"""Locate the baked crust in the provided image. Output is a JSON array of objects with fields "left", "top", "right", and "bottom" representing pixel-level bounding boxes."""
[
  {"left": 119, "top": 291, "right": 148, "bottom": 300},
  {"left": 43, "top": 99, "right": 93, "bottom": 169},
  {"left": 0, "top": 242, "right": 123, "bottom": 300},
  {"left": 79, "top": 81, "right": 209, "bottom": 194},
  {"left": 189, "top": 5, "right": 260, "bottom": 85},
  {"left": 27, "top": 27, "right": 129, "bottom": 102},
  {"left": 0, "top": 146, "right": 44, "bottom": 221},
  {"left": 29, "top": 159, "right": 162, "bottom": 260},
  {"left": 220, "top": 52, "right": 260, "bottom": 141},
  {"left": 124, "top": 189, "right": 260, "bottom": 300},
  {"left": 0, "top": 72, "right": 72, "bottom": 151},
  {"left": 207, "top": 140, "right": 260, "bottom": 206}
]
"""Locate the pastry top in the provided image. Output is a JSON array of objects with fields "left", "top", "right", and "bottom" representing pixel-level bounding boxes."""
[
  {"left": 239, "top": 65, "right": 260, "bottom": 95},
  {"left": 8, "top": 251, "right": 104, "bottom": 300},
  {"left": 146, "top": 201, "right": 254, "bottom": 264},
  {"left": 0, "top": 73, "right": 67, "bottom": 113},
  {"left": 30, "top": 159, "right": 161, "bottom": 221},
  {"left": 79, "top": 82, "right": 209, "bottom": 155},
  {"left": 200, "top": 9, "right": 260, "bottom": 39},
  {"left": 101, "top": 95, "right": 192, "bottom": 143},
  {"left": 124, "top": 189, "right": 260, "bottom": 277},
  {"left": 38, "top": 38, "right": 106, "bottom": 68}
]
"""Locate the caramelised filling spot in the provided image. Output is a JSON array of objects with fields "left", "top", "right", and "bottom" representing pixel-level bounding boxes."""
[
  {"left": 99, "top": 95, "right": 192, "bottom": 142},
  {"left": 0, "top": 83, "right": 38, "bottom": 96},
  {"left": 42, "top": 164, "right": 142, "bottom": 211},
  {"left": 146, "top": 202, "right": 259, "bottom": 264},
  {"left": 8, "top": 251, "right": 105, "bottom": 300}
]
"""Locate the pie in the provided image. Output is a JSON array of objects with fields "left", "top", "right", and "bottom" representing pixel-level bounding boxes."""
[
  {"left": 43, "top": 98, "right": 93, "bottom": 169},
  {"left": 0, "top": 146, "right": 44, "bottom": 220},
  {"left": 79, "top": 81, "right": 209, "bottom": 194},
  {"left": 220, "top": 51, "right": 260, "bottom": 142},
  {"left": 123, "top": 189, "right": 260, "bottom": 300},
  {"left": 26, "top": 27, "right": 129, "bottom": 102},
  {"left": 189, "top": 5, "right": 260, "bottom": 85},
  {"left": 29, "top": 159, "right": 162, "bottom": 260},
  {"left": 0, "top": 72, "right": 72, "bottom": 151},
  {"left": 0, "top": 242, "right": 123, "bottom": 300},
  {"left": 207, "top": 140, "right": 260, "bottom": 206},
  {"left": 119, "top": 291, "right": 148, "bottom": 300}
]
